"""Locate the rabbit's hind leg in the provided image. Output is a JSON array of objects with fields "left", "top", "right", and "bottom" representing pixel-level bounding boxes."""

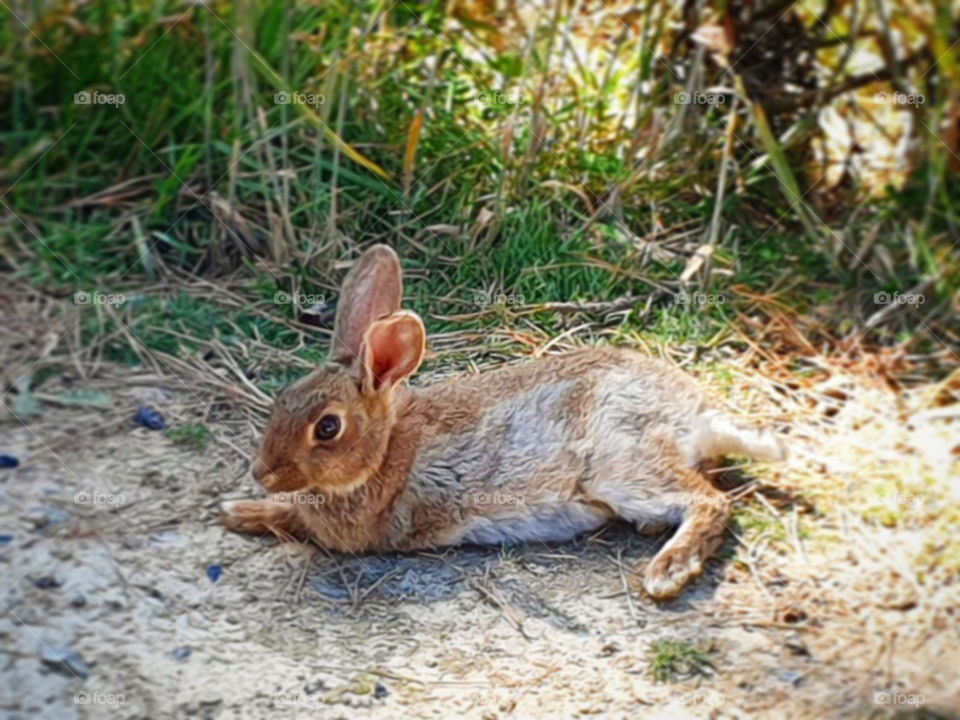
[
  {"left": 584, "top": 459, "right": 731, "bottom": 600},
  {"left": 221, "top": 498, "right": 304, "bottom": 541},
  {"left": 639, "top": 465, "right": 731, "bottom": 599}
]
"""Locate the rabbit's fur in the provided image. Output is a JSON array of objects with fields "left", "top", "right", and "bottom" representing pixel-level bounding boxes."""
[{"left": 223, "top": 245, "right": 785, "bottom": 599}]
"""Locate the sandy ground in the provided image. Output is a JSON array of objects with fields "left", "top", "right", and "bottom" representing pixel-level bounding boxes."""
[{"left": 1, "top": 367, "right": 958, "bottom": 719}]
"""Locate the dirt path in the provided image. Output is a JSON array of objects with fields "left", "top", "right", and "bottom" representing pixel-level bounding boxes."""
[{"left": 1, "top": 365, "right": 958, "bottom": 719}]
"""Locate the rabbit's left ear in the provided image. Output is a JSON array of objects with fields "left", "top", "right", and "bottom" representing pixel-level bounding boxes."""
[
  {"left": 330, "top": 245, "right": 403, "bottom": 365},
  {"left": 359, "top": 310, "right": 426, "bottom": 393}
]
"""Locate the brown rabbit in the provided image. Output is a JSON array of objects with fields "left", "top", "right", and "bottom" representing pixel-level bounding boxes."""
[{"left": 222, "top": 245, "right": 785, "bottom": 599}]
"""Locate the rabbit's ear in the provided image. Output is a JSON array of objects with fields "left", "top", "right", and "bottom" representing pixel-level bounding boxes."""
[
  {"left": 330, "top": 245, "right": 403, "bottom": 364},
  {"left": 359, "top": 311, "right": 426, "bottom": 393}
]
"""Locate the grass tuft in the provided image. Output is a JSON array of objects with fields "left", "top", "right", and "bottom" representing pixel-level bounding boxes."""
[{"left": 646, "top": 640, "right": 717, "bottom": 683}]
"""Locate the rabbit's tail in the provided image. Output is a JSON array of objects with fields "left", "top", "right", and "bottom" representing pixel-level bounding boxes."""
[{"left": 694, "top": 410, "right": 786, "bottom": 463}]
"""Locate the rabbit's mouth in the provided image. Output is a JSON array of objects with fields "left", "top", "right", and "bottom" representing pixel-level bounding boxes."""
[
  {"left": 256, "top": 470, "right": 281, "bottom": 489},
  {"left": 251, "top": 457, "right": 308, "bottom": 492}
]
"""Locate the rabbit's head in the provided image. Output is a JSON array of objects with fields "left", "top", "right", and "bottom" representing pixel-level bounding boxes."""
[{"left": 253, "top": 245, "right": 426, "bottom": 493}]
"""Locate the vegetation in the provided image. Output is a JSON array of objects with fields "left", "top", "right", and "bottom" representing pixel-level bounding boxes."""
[
  {"left": 646, "top": 639, "right": 717, "bottom": 683},
  {"left": 2, "top": 0, "right": 957, "bottom": 375},
  {"left": 166, "top": 422, "right": 212, "bottom": 450}
]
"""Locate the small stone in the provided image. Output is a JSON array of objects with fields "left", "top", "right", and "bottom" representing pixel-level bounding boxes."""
[
  {"left": 15, "top": 607, "right": 41, "bottom": 625},
  {"left": 304, "top": 679, "right": 326, "bottom": 695},
  {"left": 785, "top": 639, "right": 810, "bottom": 657},
  {"left": 134, "top": 405, "right": 165, "bottom": 430},
  {"left": 69, "top": 594, "right": 86, "bottom": 608},
  {"left": 34, "top": 575, "right": 61, "bottom": 589},
  {"left": 40, "top": 646, "right": 91, "bottom": 678},
  {"left": 147, "top": 531, "right": 182, "bottom": 548},
  {"left": 27, "top": 506, "right": 70, "bottom": 530},
  {"left": 0, "top": 454, "right": 19, "bottom": 468},
  {"left": 777, "top": 669, "right": 804, "bottom": 687},
  {"left": 374, "top": 682, "right": 389, "bottom": 699}
]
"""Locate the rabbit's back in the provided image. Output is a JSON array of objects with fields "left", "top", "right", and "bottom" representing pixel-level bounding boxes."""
[{"left": 380, "top": 348, "right": 713, "bottom": 549}]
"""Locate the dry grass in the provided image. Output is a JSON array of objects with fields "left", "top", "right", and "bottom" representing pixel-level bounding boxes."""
[{"left": 714, "top": 338, "right": 959, "bottom": 709}]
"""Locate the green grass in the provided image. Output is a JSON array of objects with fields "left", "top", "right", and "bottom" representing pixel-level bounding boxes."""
[
  {"left": 2, "top": 0, "right": 957, "bottom": 365},
  {"left": 731, "top": 502, "right": 815, "bottom": 546},
  {"left": 732, "top": 505, "right": 789, "bottom": 544},
  {"left": 53, "top": 197, "right": 746, "bottom": 377},
  {"left": 167, "top": 423, "right": 212, "bottom": 450},
  {"left": 646, "top": 639, "right": 717, "bottom": 683},
  {"left": 76, "top": 292, "right": 302, "bottom": 365}
]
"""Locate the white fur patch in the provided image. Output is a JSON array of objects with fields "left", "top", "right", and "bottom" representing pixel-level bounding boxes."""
[
  {"left": 585, "top": 482, "right": 686, "bottom": 533},
  {"left": 220, "top": 500, "right": 241, "bottom": 515},
  {"left": 458, "top": 503, "right": 610, "bottom": 545},
  {"left": 694, "top": 411, "right": 786, "bottom": 462}
]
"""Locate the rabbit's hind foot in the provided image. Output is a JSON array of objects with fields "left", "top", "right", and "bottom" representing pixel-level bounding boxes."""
[{"left": 640, "top": 475, "right": 731, "bottom": 599}]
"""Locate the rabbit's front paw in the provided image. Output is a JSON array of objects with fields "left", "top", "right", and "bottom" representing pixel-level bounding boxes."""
[
  {"left": 221, "top": 499, "right": 298, "bottom": 537},
  {"left": 642, "top": 545, "right": 703, "bottom": 600}
]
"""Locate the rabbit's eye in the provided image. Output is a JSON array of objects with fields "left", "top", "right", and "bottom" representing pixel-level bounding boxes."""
[{"left": 315, "top": 414, "right": 342, "bottom": 441}]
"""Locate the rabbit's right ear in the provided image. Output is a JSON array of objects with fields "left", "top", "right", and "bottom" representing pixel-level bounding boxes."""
[
  {"left": 359, "top": 310, "right": 426, "bottom": 394},
  {"left": 330, "top": 245, "right": 403, "bottom": 364}
]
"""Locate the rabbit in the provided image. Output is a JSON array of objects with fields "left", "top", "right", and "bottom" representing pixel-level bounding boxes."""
[{"left": 222, "top": 244, "right": 786, "bottom": 599}]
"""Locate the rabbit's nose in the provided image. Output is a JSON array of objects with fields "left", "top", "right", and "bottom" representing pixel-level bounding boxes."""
[{"left": 251, "top": 457, "right": 278, "bottom": 488}]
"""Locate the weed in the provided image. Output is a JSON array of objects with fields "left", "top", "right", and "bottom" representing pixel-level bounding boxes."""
[
  {"left": 167, "top": 423, "right": 211, "bottom": 450},
  {"left": 646, "top": 640, "right": 717, "bottom": 683}
]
